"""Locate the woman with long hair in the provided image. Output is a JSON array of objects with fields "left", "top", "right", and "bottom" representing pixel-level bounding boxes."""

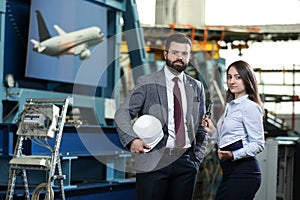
[{"left": 202, "top": 60, "right": 265, "bottom": 200}]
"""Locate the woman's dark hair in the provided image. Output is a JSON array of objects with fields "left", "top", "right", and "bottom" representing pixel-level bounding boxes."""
[
  {"left": 165, "top": 33, "right": 192, "bottom": 51},
  {"left": 226, "top": 60, "right": 263, "bottom": 109}
]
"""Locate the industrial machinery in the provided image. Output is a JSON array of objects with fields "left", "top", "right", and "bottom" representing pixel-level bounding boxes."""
[
  {"left": 6, "top": 97, "right": 71, "bottom": 200},
  {"left": 0, "top": 0, "right": 144, "bottom": 199}
]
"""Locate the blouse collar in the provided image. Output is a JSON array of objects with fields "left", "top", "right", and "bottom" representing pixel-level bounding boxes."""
[{"left": 231, "top": 94, "right": 249, "bottom": 104}]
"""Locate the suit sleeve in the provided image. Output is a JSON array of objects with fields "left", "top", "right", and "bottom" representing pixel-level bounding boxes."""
[
  {"left": 114, "top": 76, "right": 147, "bottom": 149},
  {"left": 194, "top": 81, "right": 208, "bottom": 163}
]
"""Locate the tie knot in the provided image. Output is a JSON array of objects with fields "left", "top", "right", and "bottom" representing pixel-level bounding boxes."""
[{"left": 173, "top": 77, "right": 179, "bottom": 83}]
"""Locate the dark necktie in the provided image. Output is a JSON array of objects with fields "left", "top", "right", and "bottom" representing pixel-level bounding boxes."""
[{"left": 173, "top": 77, "right": 185, "bottom": 148}]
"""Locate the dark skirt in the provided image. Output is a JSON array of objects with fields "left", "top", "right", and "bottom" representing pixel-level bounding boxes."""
[{"left": 215, "top": 157, "right": 261, "bottom": 200}]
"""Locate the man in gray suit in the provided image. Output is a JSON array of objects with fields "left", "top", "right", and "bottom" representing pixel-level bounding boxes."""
[{"left": 114, "top": 33, "right": 207, "bottom": 200}]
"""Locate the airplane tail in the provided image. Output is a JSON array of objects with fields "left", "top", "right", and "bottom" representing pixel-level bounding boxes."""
[
  {"left": 30, "top": 39, "right": 46, "bottom": 52},
  {"left": 35, "top": 10, "right": 51, "bottom": 42}
]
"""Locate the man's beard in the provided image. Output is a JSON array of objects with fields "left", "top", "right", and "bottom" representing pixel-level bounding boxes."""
[{"left": 166, "top": 58, "right": 187, "bottom": 73}]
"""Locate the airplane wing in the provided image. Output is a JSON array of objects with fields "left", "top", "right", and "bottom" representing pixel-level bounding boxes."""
[{"left": 53, "top": 25, "right": 67, "bottom": 35}]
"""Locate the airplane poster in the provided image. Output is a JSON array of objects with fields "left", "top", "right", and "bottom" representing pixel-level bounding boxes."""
[{"left": 25, "top": 0, "right": 107, "bottom": 87}]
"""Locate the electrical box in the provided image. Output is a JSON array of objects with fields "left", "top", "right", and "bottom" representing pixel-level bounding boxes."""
[{"left": 16, "top": 104, "right": 60, "bottom": 138}]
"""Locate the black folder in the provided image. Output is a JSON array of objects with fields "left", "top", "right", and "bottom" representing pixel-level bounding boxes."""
[{"left": 220, "top": 139, "right": 243, "bottom": 151}]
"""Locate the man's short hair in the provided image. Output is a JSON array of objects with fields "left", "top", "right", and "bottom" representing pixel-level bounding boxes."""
[{"left": 165, "top": 33, "right": 192, "bottom": 51}]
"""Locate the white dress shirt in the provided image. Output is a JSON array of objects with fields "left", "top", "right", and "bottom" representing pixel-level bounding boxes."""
[{"left": 164, "top": 66, "right": 190, "bottom": 148}]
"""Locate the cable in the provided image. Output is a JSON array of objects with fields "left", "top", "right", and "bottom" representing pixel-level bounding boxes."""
[
  {"left": 30, "top": 138, "right": 53, "bottom": 152},
  {"left": 31, "top": 182, "right": 54, "bottom": 200},
  {"left": 3, "top": 102, "right": 19, "bottom": 122}
]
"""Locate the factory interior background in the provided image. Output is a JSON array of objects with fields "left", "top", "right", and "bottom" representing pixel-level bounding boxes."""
[{"left": 0, "top": 0, "right": 300, "bottom": 199}]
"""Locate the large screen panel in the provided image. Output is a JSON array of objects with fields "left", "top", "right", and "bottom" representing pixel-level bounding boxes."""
[{"left": 25, "top": 0, "right": 107, "bottom": 87}]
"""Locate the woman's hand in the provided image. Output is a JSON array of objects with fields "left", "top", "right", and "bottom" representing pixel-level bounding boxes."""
[
  {"left": 218, "top": 150, "right": 233, "bottom": 160},
  {"left": 201, "top": 116, "right": 216, "bottom": 135}
]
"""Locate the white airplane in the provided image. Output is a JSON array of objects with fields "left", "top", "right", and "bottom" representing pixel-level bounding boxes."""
[{"left": 30, "top": 10, "right": 105, "bottom": 60}]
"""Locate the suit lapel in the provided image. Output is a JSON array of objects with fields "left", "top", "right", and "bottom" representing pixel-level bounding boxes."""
[
  {"left": 155, "top": 70, "right": 167, "bottom": 106},
  {"left": 184, "top": 76, "right": 197, "bottom": 141},
  {"left": 184, "top": 76, "right": 195, "bottom": 118},
  {"left": 155, "top": 70, "right": 168, "bottom": 124}
]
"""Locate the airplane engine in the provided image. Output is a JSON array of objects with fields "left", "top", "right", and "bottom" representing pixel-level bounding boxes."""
[{"left": 80, "top": 49, "right": 91, "bottom": 60}]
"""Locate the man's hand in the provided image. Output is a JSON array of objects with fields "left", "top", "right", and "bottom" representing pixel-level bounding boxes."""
[{"left": 130, "top": 139, "right": 151, "bottom": 154}]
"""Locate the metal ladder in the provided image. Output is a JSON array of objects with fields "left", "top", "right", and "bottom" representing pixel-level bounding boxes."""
[{"left": 5, "top": 97, "right": 72, "bottom": 200}]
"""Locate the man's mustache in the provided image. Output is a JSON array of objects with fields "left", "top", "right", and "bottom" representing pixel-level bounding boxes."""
[{"left": 173, "top": 59, "right": 184, "bottom": 65}]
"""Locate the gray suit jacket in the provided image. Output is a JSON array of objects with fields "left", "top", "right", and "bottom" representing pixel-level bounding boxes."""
[{"left": 114, "top": 68, "right": 208, "bottom": 172}]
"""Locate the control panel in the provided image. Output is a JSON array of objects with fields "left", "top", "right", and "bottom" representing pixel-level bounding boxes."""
[{"left": 16, "top": 104, "right": 60, "bottom": 138}]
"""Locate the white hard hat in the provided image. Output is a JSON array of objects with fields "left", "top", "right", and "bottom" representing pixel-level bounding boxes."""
[{"left": 133, "top": 115, "right": 164, "bottom": 153}]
